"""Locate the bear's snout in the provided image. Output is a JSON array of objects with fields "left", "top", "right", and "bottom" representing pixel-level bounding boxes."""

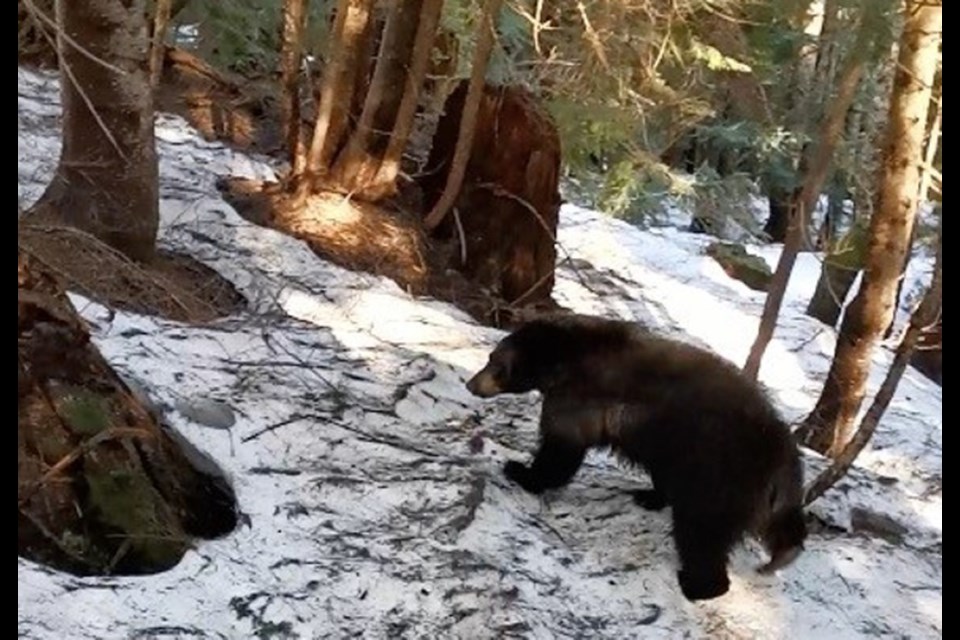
[{"left": 466, "top": 369, "right": 501, "bottom": 397}]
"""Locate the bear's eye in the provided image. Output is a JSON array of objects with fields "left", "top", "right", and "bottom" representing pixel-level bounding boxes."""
[{"left": 491, "top": 355, "right": 513, "bottom": 382}]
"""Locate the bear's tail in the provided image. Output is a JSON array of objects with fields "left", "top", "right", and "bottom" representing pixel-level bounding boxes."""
[{"left": 756, "top": 450, "right": 807, "bottom": 574}]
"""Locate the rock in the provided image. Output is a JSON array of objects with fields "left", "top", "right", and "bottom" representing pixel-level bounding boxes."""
[
  {"left": 706, "top": 242, "right": 772, "bottom": 292},
  {"left": 850, "top": 507, "right": 909, "bottom": 544},
  {"left": 175, "top": 398, "right": 236, "bottom": 429}
]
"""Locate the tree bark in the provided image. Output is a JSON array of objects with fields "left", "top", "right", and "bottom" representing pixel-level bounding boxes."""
[
  {"left": 743, "top": 11, "right": 873, "bottom": 380},
  {"left": 803, "top": 0, "right": 942, "bottom": 456},
  {"left": 804, "top": 223, "right": 941, "bottom": 504},
  {"left": 366, "top": 0, "right": 445, "bottom": 200},
  {"left": 304, "top": 0, "right": 376, "bottom": 178},
  {"left": 423, "top": 0, "right": 504, "bottom": 230},
  {"left": 280, "top": 0, "right": 308, "bottom": 175},
  {"left": 27, "top": 0, "right": 159, "bottom": 263},
  {"left": 331, "top": 0, "right": 425, "bottom": 191}
]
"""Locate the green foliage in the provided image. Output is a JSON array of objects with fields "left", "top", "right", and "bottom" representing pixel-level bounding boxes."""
[
  {"left": 175, "top": 0, "right": 335, "bottom": 74},
  {"left": 688, "top": 168, "right": 763, "bottom": 236},
  {"left": 548, "top": 97, "right": 640, "bottom": 169}
]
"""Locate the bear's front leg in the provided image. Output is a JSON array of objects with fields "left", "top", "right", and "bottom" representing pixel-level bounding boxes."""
[
  {"left": 672, "top": 509, "right": 737, "bottom": 601},
  {"left": 505, "top": 435, "right": 586, "bottom": 495}
]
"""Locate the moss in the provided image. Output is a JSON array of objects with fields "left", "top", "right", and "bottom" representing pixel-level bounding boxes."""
[
  {"left": 84, "top": 462, "right": 188, "bottom": 573},
  {"left": 56, "top": 387, "right": 112, "bottom": 436}
]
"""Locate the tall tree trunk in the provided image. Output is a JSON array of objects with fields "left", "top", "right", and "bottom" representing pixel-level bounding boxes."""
[
  {"left": 27, "top": 0, "right": 159, "bottom": 263},
  {"left": 423, "top": 0, "right": 504, "bottom": 230},
  {"left": 331, "top": 0, "right": 425, "bottom": 191},
  {"left": 367, "top": 0, "right": 445, "bottom": 200},
  {"left": 743, "top": 10, "right": 873, "bottom": 380},
  {"left": 149, "top": 0, "right": 172, "bottom": 88},
  {"left": 305, "top": 0, "right": 376, "bottom": 178},
  {"left": 804, "top": 222, "right": 941, "bottom": 504},
  {"left": 280, "top": 0, "right": 308, "bottom": 175},
  {"left": 806, "top": 218, "right": 868, "bottom": 327},
  {"left": 803, "top": 0, "right": 941, "bottom": 456}
]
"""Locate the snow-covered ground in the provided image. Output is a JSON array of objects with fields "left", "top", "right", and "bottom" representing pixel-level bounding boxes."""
[{"left": 19, "top": 68, "right": 941, "bottom": 639}]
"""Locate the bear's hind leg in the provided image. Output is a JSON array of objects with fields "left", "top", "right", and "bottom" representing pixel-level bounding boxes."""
[
  {"left": 633, "top": 488, "right": 668, "bottom": 511},
  {"left": 633, "top": 469, "right": 668, "bottom": 511},
  {"left": 672, "top": 509, "right": 738, "bottom": 601},
  {"left": 505, "top": 435, "right": 586, "bottom": 495}
]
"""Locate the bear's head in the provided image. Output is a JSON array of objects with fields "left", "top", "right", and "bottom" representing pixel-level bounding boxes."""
[
  {"left": 466, "top": 335, "right": 532, "bottom": 397},
  {"left": 466, "top": 315, "right": 642, "bottom": 398},
  {"left": 465, "top": 320, "right": 578, "bottom": 397}
]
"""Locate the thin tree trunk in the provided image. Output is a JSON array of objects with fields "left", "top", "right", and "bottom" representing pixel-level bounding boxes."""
[
  {"left": 280, "top": 0, "right": 308, "bottom": 175},
  {"left": 805, "top": 223, "right": 941, "bottom": 504},
  {"left": 803, "top": 0, "right": 942, "bottom": 456},
  {"left": 423, "top": 0, "right": 504, "bottom": 230},
  {"left": 27, "top": 0, "right": 159, "bottom": 262},
  {"left": 743, "top": 13, "right": 872, "bottom": 380},
  {"left": 332, "top": 0, "right": 424, "bottom": 191},
  {"left": 149, "top": 0, "right": 172, "bottom": 88},
  {"left": 367, "top": 0, "right": 445, "bottom": 200},
  {"left": 366, "top": 0, "right": 443, "bottom": 200},
  {"left": 305, "top": 0, "right": 375, "bottom": 178}
]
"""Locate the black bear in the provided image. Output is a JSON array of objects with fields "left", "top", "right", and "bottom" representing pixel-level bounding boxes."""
[{"left": 466, "top": 314, "right": 806, "bottom": 601}]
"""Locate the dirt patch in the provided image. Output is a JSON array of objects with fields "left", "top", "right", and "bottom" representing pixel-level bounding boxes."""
[
  {"left": 155, "top": 47, "right": 284, "bottom": 155},
  {"left": 221, "top": 178, "right": 560, "bottom": 327},
  {"left": 19, "top": 222, "right": 245, "bottom": 323}
]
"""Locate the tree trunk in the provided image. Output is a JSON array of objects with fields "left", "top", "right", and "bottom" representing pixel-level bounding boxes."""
[
  {"left": 763, "top": 184, "right": 792, "bottom": 243},
  {"left": 423, "top": 0, "right": 504, "bottom": 230},
  {"left": 304, "top": 0, "right": 376, "bottom": 178},
  {"left": 366, "top": 0, "right": 445, "bottom": 200},
  {"left": 806, "top": 220, "right": 868, "bottom": 327},
  {"left": 743, "top": 11, "right": 873, "bottom": 380},
  {"left": 26, "top": 0, "right": 159, "bottom": 263},
  {"left": 280, "top": 0, "right": 308, "bottom": 175},
  {"left": 804, "top": 223, "right": 941, "bottom": 504},
  {"left": 803, "top": 0, "right": 941, "bottom": 456},
  {"left": 149, "top": 0, "right": 172, "bottom": 88},
  {"left": 331, "top": 0, "right": 425, "bottom": 191}
]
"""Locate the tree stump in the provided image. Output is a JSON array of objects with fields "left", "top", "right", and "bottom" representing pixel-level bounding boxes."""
[
  {"left": 420, "top": 82, "right": 562, "bottom": 305},
  {"left": 18, "top": 248, "right": 236, "bottom": 576}
]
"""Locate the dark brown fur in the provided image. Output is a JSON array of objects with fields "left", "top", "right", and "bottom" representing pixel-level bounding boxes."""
[{"left": 467, "top": 314, "right": 806, "bottom": 601}]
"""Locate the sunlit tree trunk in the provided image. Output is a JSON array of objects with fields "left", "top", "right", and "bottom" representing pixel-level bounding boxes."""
[
  {"left": 803, "top": 0, "right": 942, "bottom": 456},
  {"left": 331, "top": 0, "right": 424, "bottom": 190},
  {"left": 304, "top": 0, "right": 375, "bottom": 178},
  {"left": 280, "top": 0, "right": 308, "bottom": 175},
  {"left": 805, "top": 222, "right": 941, "bottom": 503},
  {"left": 423, "top": 0, "right": 504, "bottom": 229},
  {"left": 366, "top": 0, "right": 445, "bottom": 200}
]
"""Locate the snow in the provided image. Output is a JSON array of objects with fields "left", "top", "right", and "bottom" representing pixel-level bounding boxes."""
[{"left": 19, "top": 68, "right": 941, "bottom": 639}]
